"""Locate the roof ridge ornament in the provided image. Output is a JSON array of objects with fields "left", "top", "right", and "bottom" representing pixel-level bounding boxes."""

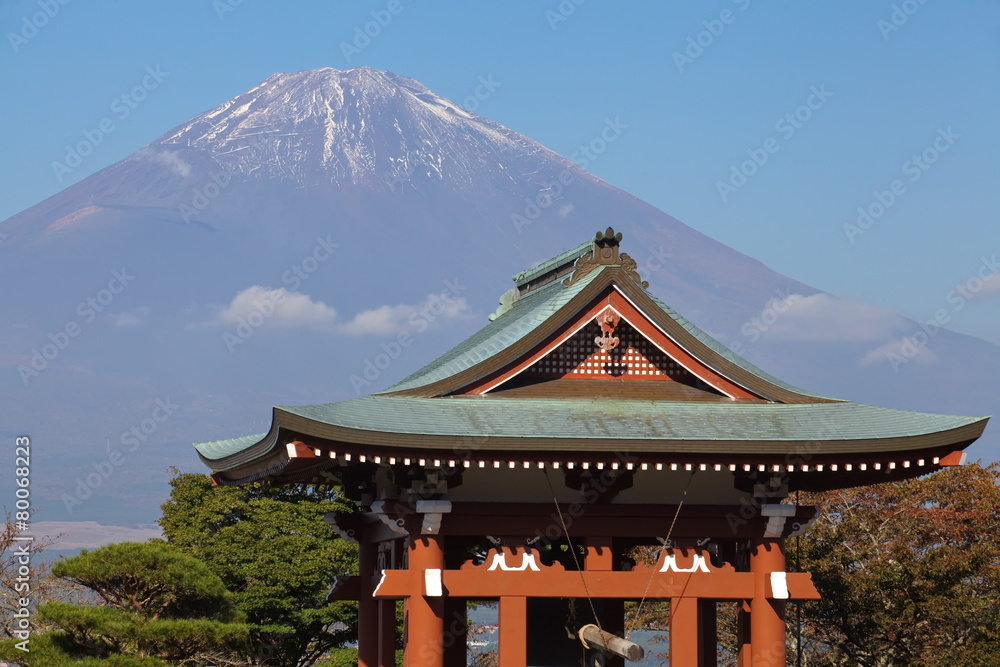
[
  {"left": 488, "top": 287, "right": 519, "bottom": 322},
  {"left": 563, "top": 227, "right": 649, "bottom": 289}
]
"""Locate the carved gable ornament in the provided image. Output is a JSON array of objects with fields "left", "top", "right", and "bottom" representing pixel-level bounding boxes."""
[{"left": 564, "top": 227, "right": 649, "bottom": 289}]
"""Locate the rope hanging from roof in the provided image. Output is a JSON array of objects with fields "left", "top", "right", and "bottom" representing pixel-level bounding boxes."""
[{"left": 624, "top": 470, "right": 698, "bottom": 642}]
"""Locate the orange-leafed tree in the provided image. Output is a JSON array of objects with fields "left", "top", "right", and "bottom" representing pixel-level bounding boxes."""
[{"left": 795, "top": 461, "right": 1000, "bottom": 666}]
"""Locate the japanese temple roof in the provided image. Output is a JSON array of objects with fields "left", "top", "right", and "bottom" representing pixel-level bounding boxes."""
[
  {"left": 195, "top": 228, "right": 988, "bottom": 486},
  {"left": 385, "top": 258, "right": 828, "bottom": 401},
  {"left": 196, "top": 398, "right": 983, "bottom": 469}
]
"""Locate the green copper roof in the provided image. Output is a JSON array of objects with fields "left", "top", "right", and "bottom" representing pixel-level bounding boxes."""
[
  {"left": 641, "top": 291, "right": 831, "bottom": 401},
  {"left": 513, "top": 239, "right": 591, "bottom": 287},
  {"left": 385, "top": 256, "right": 826, "bottom": 400},
  {"left": 194, "top": 395, "right": 988, "bottom": 469},
  {"left": 386, "top": 264, "right": 605, "bottom": 393},
  {"left": 193, "top": 231, "right": 990, "bottom": 483}
]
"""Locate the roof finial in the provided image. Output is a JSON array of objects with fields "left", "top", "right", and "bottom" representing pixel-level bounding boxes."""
[
  {"left": 594, "top": 227, "right": 624, "bottom": 264},
  {"left": 563, "top": 227, "right": 649, "bottom": 288}
]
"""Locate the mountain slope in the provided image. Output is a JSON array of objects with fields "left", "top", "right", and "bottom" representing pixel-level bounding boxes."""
[{"left": 0, "top": 67, "right": 994, "bottom": 527}]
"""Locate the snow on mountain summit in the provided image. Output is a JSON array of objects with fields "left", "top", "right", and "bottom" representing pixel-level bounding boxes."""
[{"left": 143, "top": 67, "right": 544, "bottom": 191}]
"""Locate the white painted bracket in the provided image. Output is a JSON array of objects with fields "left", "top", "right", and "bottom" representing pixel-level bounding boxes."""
[
  {"left": 659, "top": 553, "right": 711, "bottom": 573},
  {"left": 424, "top": 568, "right": 443, "bottom": 597},
  {"left": 323, "top": 512, "right": 359, "bottom": 544},
  {"left": 370, "top": 500, "right": 409, "bottom": 537},
  {"left": 761, "top": 504, "right": 795, "bottom": 538},
  {"left": 487, "top": 551, "right": 541, "bottom": 571},
  {"left": 416, "top": 500, "right": 452, "bottom": 535},
  {"left": 770, "top": 571, "right": 789, "bottom": 599}
]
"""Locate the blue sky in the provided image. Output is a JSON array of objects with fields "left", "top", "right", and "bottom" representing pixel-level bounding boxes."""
[{"left": 3, "top": 0, "right": 999, "bottom": 342}]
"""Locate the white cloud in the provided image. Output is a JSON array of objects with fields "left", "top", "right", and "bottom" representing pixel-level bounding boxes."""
[
  {"left": 860, "top": 337, "right": 938, "bottom": 367},
  {"left": 200, "top": 287, "right": 470, "bottom": 335},
  {"left": 761, "top": 293, "right": 908, "bottom": 342},
  {"left": 337, "top": 293, "right": 471, "bottom": 336},
  {"left": 32, "top": 521, "right": 162, "bottom": 550},
  {"left": 970, "top": 275, "right": 1000, "bottom": 300},
  {"left": 337, "top": 304, "right": 417, "bottom": 336},
  {"left": 216, "top": 286, "right": 337, "bottom": 329},
  {"left": 139, "top": 148, "right": 192, "bottom": 177},
  {"left": 558, "top": 204, "right": 574, "bottom": 218},
  {"left": 111, "top": 306, "right": 150, "bottom": 327}
]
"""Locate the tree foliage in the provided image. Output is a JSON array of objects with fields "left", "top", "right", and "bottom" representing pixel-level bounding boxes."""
[
  {"left": 797, "top": 462, "right": 1000, "bottom": 666},
  {"left": 157, "top": 471, "right": 359, "bottom": 667},
  {"left": 50, "top": 541, "right": 238, "bottom": 622},
  {"left": 0, "top": 541, "right": 252, "bottom": 666}
]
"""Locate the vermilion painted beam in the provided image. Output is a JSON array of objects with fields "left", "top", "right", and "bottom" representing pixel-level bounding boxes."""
[
  {"left": 326, "top": 575, "right": 360, "bottom": 600},
  {"left": 373, "top": 568, "right": 819, "bottom": 601}
]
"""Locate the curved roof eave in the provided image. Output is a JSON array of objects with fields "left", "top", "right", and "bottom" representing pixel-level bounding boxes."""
[{"left": 194, "top": 395, "right": 990, "bottom": 473}]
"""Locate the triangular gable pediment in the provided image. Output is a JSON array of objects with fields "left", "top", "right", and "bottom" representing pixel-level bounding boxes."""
[
  {"left": 453, "top": 287, "right": 762, "bottom": 400},
  {"left": 386, "top": 228, "right": 836, "bottom": 404}
]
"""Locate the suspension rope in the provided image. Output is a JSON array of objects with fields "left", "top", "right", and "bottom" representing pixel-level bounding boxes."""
[
  {"left": 542, "top": 467, "right": 606, "bottom": 649},
  {"left": 625, "top": 469, "right": 697, "bottom": 640}
]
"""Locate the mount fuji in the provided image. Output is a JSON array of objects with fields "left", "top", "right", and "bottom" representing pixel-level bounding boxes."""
[{"left": 1, "top": 67, "right": 996, "bottom": 530}]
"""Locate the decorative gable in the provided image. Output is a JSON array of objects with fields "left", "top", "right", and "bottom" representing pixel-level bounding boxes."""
[
  {"left": 521, "top": 317, "right": 708, "bottom": 386},
  {"left": 457, "top": 289, "right": 761, "bottom": 399}
]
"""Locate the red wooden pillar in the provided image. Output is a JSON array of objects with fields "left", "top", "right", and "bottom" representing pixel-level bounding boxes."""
[
  {"left": 377, "top": 599, "right": 396, "bottom": 667},
  {"left": 498, "top": 596, "right": 527, "bottom": 666},
  {"left": 699, "top": 599, "right": 718, "bottom": 667},
  {"left": 670, "top": 596, "right": 700, "bottom": 664},
  {"left": 750, "top": 539, "right": 786, "bottom": 667},
  {"left": 358, "top": 539, "right": 379, "bottom": 667},
  {"left": 404, "top": 536, "right": 445, "bottom": 667},
  {"left": 736, "top": 600, "right": 752, "bottom": 667}
]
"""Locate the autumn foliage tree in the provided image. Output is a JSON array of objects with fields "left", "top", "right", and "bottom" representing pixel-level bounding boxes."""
[{"left": 796, "top": 462, "right": 1000, "bottom": 666}]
